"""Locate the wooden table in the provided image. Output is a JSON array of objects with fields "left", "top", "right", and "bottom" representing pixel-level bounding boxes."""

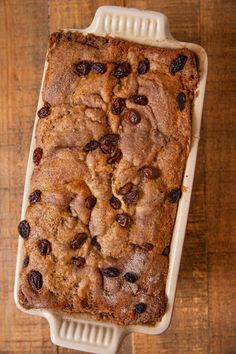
[{"left": 1, "top": 1, "right": 235, "bottom": 353}]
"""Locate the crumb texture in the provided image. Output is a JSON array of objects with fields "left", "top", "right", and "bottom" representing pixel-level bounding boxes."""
[{"left": 18, "top": 32, "right": 198, "bottom": 325}]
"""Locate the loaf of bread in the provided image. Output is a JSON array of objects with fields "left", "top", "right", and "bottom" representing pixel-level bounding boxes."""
[{"left": 18, "top": 31, "right": 198, "bottom": 325}]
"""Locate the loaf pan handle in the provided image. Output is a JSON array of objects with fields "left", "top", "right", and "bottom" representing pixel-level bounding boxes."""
[
  {"left": 85, "top": 5, "right": 173, "bottom": 41},
  {"left": 46, "top": 312, "right": 126, "bottom": 354}
]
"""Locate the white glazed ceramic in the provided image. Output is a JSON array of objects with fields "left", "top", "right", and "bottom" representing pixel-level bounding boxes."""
[{"left": 14, "top": 6, "right": 208, "bottom": 354}]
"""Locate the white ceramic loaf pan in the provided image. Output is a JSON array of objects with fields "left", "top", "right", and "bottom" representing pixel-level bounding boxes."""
[{"left": 14, "top": 6, "right": 208, "bottom": 354}]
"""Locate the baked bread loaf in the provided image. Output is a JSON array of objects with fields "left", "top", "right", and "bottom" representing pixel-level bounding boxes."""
[{"left": 18, "top": 31, "right": 198, "bottom": 325}]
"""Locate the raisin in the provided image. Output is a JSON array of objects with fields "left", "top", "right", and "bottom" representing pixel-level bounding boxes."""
[
  {"left": 85, "top": 195, "right": 97, "bottom": 209},
  {"left": 177, "top": 92, "right": 186, "bottom": 111},
  {"left": 162, "top": 245, "right": 170, "bottom": 256},
  {"left": 116, "top": 213, "right": 132, "bottom": 228},
  {"left": 130, "top": 95, "right": 148, "bottom": 106},
  {"left": 123, "top": 189, "right": 139, "bottom": 205},
  {"left": 33, "top": 147, "right": 43, "bottom": 165},
  {"left": 28, "top": 270, "right": 43, "bottom": 291},
  {"left": 74, "top": 61, "right": 91, "bottom": 76},
  {"left": 111, "top": 98, "right": 126, "bottom": 115},
  {"left": 109, "top": 195, "right": 121, "bottom": 209},
  {"left": 100, "top": 142, "right": 117, "bottom": 154},
  {"left": 70, "top": 233, "right": 88, "bottom": 250},
  {"left": 170, "top": 54, "right": 188, "bottom": 74},
  {"left": 102, "top": 267, "right": 120, "bottom": 277},
  {"left": 92, "top": 63, "right": 107, "bottom": 74},
  {"left": 114, "top": 62, "right": 131, "bottom": 78},
  {"left": 71, "top": 256, "right": 86, "bottom": 267},
  {"left": 29, "top": 190, "right": 41, "bottom": 205},
  {"left": 167, "top": 188, "right": 182, "bottom": 203},
  {"left": 138, "top": 58, "right": 150, "bottom": 74},
  {"left": 123, "top": 109, "right": 141, "bottom": 125},
  {"left": 141, "top": 242, "right": 154, "bottom": 251},
  {"left": 124, "top": 272, "right": 137, "bottom": 283},
  {"left": 83, "top": 140, "right": 100, "bottom": 152},
  {"left": 100, "top": 134, "right": 120, "bottom": 144},
  {"left": 38, "top": 239, "right": 51, "bottom": 255},
  {"left": 118, "top": 183, "right": 133, "bottom": 195},
  {"left": 134, "top": 303, "right": 147, "bottom": 314},
  {"left": 18, "top": 220, "right": 30, "bottom": 239},
  {"left": 91, "top": 236, "right": 101, "bottom": 251},
  {"left": 141, "top": 166, "right": 160, "bottom": 179},
  {"left": 107, "top": 149, "right": 122, "bottom": 164},
  {"left": 23, "top": 255, "right": 29, "bottom": 268},
  {"left": 37, "top": 104, "right": 51, "bottom": 119}
]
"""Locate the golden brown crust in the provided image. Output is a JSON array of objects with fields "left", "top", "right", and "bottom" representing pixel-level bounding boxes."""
[{"left": 18, "top": 31, "right": 198, "bottom": 325}]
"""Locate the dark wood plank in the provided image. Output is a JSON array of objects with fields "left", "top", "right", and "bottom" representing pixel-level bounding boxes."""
[
  {"left": 207, "top": 170, "right": 236, "bottom": 253},
  {"left": 200, "top": 0, "right": 236, "bottom": 353},
  {"left": 206, "top": 131, "right": 236, "bottom": 173},
  {"left": 208, "top": 253, "right": 236, "bottom": 354}
]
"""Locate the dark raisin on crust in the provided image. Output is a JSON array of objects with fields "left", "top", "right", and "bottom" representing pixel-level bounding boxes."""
[
  {"left": 109, "top": 195, "right": 121, "bottom": 209},
  {"left": 134, "top": 303, "right": 147, "bottom": 314},
  {"left": 116, "top": 213, "right": 132, "bottom": 228},
  {"left": 141, "top": 166, "right": 160, "bottom": 179},
  {"left": 118, "top": 183, "right": 133, "bottom": 195},
  {"left": 29, "top": 190, "right": 41, "bottom": 205},
  {"left": 70, "top": 233, "right": 88, "bottom": 250},
  {"left": 129, "top": 95, "right": 148, "bottom": 106},
  {"left": 167, "top": 188, "right": 182, "bottom": 203},
  {"left": 74, "top": 61, "right": 91, "bottom": 76},
  {"left": 177, "top": 92, "right": 186, "bottom": 111},
  {"left": 107, "top": 149, "right": 122, "bottom": 164},
  {"left": 123, "top": 109, "right": 141, "bottom": 125},
  {"left": 114, "top": 61, "right": 131, "bottom": 78},
  {"left": 18, "top": 220, "right": 30, "bottom": 239},
  {"left": 91, "top": 236, "right": 101, "bottom": 251},
  {"left": 124, "top": 272, "right": 137, "bottom": 283},
  {"left": 162, "top": 245, "right": 170, "bottom": 256},
  {"left": 100, "top": 141, "right": 117, "bottom": 154},
  {"left": 28, "top": 270, "right": 43, "bottom": 291},
  {"left": 23, "top": 255, "right": 29, "bottom": 268},
  {"left": 91, "top": 63, "right": 107, "bottom": 74},
  {"left": 138, "top": 58, "right": 150, "bottom": 74},
  {"left": 102, "top": 267, "right": 120, "bottom": 277},
  {"left": 38, "top": 239, "right": 51, "bottom": 255},
  {"left": 83, "top": 140, "right": 100, "bottom": 152},
  {"left": 123, "top": 189, "right": 139, "bottom": 205},
  {"left": 37, "top": 104, "right": 51, "bottom": 119},
  {"left": 71, "top": 256, "right": 86, "bottom": 267},
  {"left": 85, "top": 195, "right": 97, "bottom": 209},
  {"left": 111, "top": 98, "right": 126, "bottom": 115},
  {"left": 33, "top": 147, "right": 43, "bottom": 165},
  {"left": 141, "top": 242, "right": 154, "bottom": 251},
  {"left": 170, "top": 54, "right": 188, "bottom": 74}
]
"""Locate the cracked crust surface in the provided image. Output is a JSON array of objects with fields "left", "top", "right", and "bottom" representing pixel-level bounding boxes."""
[{"left": 18, "top": 31, "right": 198, "bottom": 325}]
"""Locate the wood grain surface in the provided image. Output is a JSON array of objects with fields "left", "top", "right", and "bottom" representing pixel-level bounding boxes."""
[{"left": 0, "top": 1, "right": 235, "bottom": 353}]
